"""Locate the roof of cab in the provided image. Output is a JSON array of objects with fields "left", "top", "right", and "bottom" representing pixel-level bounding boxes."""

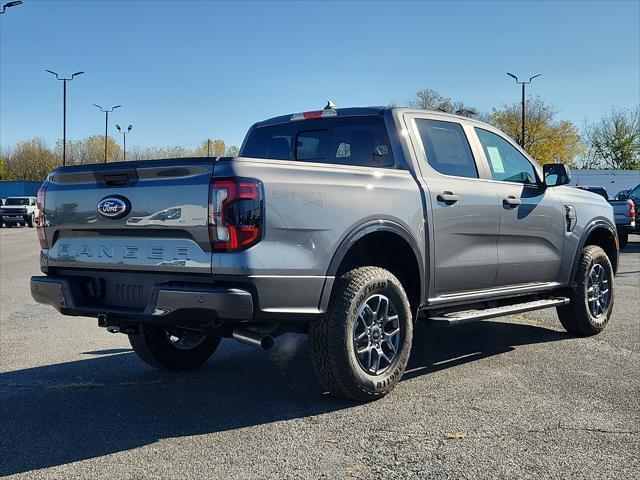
[
  {"left": 254, "top": 106, "right": 388, "bottom": 127},
  {"left": 253, "top": 105, "right": 494, "bottom": 129}
]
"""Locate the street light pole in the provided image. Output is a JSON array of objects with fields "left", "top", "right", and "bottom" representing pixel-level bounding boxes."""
[
  {"left": 506, "top": 72, "right": 541, "bottom": 148},
  {"left": 116, "top": 124, "right": 132, "bottom": 161},
  {"left": 93, "top": 104, "right": 121, "bottom": 163},
  {"left": 0, "top": 1, "right": 23, "bottom": 14},
  {"left": 46, "top": 69, "right": 85, "bottom": 166}
]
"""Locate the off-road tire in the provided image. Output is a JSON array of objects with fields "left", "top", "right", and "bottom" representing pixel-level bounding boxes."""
[
  {"left": 309, "top": 266, "right": 413, "bottom": 402},
  {"left": 557, "top": 245, "right": 614, "bottom": 336},
  {"left": 128, "top": 324, "right": 221, "bottom": 370}
]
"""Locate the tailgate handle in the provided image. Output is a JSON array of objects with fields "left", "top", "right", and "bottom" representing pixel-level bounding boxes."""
[{"left": 103, "top": 174, "right": 130, "bottom": 186}]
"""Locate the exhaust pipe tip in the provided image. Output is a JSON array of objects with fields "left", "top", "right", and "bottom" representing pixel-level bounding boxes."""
[
  {"left": 233, "top": 328, "right": 275, "bottom": 351},
  {"left": 106, "top": 325, "right": 121, "bottom": 334},
  {"left": 260, "top": 335, "right": 275, "bottom": 351}
]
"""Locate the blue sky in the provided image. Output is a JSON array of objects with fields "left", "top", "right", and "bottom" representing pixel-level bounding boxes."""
[{"left": 1, "top": 0, "right": 638, "bottom": 150}]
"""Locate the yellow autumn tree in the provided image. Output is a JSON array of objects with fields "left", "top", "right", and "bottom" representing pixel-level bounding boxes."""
[
  {"left": 489, "top": 97, "right": 584, "bottom": 166},
  {"left": 195, "top": 139, "right": 227, "bottom": 157}
]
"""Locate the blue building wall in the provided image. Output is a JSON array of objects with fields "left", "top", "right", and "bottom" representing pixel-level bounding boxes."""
[{"left": 0, "top": 181, "right": 43, "bottom": 200}]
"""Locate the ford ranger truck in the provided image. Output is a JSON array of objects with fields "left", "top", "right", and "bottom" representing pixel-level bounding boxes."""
[{"left": 31, "top": 106, "right": 619, "bottom": 401}]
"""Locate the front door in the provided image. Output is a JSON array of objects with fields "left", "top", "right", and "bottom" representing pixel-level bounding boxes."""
[
  {"left": 410, "top": 117, "right": 500, "bottom": 295},
  {"left": 473, "top": 127, "right": 564, "bottom": 286}
]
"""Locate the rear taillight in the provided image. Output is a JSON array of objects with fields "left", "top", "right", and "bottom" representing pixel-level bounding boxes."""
[
  {"left": 630, "top": 201, "right": 636, "bottom": 219},
  {"left": 36, "top": 184, "right": 48, "bottom": 248},
  {"left": 209, "top": 178, "right": 263, "bottom": 252}
]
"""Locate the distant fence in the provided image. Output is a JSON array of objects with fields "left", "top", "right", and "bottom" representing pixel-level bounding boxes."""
[
  {"left": 569, "top": 170, "right": 640, "bottom": 194},
  {"left": 0, "top": 181, "right": 43, "bottom": 199}
]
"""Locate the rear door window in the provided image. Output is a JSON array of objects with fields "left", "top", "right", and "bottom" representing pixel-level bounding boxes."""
[
  {"left": 242, "top": 117, "right": 394, "bottom": 167},
  {"left": 414, "top": 119, "right": 478, "bottom": 178}
]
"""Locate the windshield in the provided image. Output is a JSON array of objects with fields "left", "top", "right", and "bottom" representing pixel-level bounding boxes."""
[{"left": 4, "top": 198, "right": 29, "bottom": 206}]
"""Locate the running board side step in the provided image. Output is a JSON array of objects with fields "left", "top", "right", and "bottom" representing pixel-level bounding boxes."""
[{"left": 427, "top": 297, "right": 570, "bottom": 326}]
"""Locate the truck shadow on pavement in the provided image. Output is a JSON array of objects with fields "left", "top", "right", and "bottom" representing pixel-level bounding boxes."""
[{"left": 0, "top": 320, "right": 569, "bottom": 476}]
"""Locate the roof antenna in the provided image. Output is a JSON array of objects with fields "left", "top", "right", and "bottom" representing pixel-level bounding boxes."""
[{"left": 324, "top": 100, "right": 336, "bottom": 110}]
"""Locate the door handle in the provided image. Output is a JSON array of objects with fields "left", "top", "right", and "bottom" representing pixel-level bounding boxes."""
[
  {"left": 503, "top": 196, "right": 522, "bottom": 207},
  {"left": 437, "top": 192, "right": 460, "bottom": 204}
]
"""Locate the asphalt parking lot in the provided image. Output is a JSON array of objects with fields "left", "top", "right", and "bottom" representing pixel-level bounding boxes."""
[{"left": 1, "top": 227, "right": 638, "bottom": 479}]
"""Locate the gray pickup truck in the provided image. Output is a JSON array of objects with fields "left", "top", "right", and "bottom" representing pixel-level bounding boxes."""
[{"left": 31, "top": 106, "right": 619, "bottom": 401}]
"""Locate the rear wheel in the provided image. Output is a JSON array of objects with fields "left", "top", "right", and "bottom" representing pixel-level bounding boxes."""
[
  {"left": 557, "top": 245, "right": 614, "bottom": 336},
  {"left": 128, "top": 325, "right": 221, "bottom": 370},
  {"left": 309, "top": 266, "right": 413, "bottom": 402}
]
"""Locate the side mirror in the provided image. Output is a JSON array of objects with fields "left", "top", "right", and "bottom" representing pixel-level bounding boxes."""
[{"left": 543, "top": 163, "right": 571, "bottom": 187}]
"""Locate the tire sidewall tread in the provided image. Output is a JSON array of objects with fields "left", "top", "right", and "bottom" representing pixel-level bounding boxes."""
[
  {"left": 557, "top": 245, "right": 614, "bottom": 336},
  {"left": 310, "top": 266, "right": 413, "bottom": 402},
  {"left": 129, "top": 325, "right": 221, "bottom": 370}
]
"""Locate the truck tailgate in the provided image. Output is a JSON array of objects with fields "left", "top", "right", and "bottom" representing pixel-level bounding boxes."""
[{"left": 42, "top": 159, "right": 214, "bottom": 274}]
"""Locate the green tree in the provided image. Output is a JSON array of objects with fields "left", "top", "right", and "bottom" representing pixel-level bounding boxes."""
[
  {"left": 5, "top": 138, "right": 57, "bottom": 180},
  {"left": 488, "top": 97, "right": 584, "bottom": 166},
  {"left": 0, "top": 155, "right": 10, "bottom": 180},
  {"left": 58, "top": 135, "right": 121, "bottom": 164},
  {"left": 405, "top": 88, "right": 479, "bottom": 118},
  {"left": 582, "top": 106, "right": 640, "bottom": 169},
  {"left": 225, "top": 145, "right": 239, "bottom": 156}
]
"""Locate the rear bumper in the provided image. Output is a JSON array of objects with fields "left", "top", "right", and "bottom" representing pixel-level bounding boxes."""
[{"left": 30, "top": 275, "right": 253, "bottom": 325}]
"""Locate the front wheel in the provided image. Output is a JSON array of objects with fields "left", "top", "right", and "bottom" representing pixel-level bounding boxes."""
[
  {"left": 27, "top": 214, "right": 34, "bottom": 228},
  {"left": 557, "top": 245, "right": 614, "bottom": 336},
  {"left": 309, "top": 266, "right": 413, "bottom": 402},
  {"left": 128, "top": 325, "right": 221, "bottom": 370}
]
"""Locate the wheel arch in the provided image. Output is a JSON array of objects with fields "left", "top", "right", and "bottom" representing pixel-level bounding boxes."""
[
  {"left": 321, "top": 220, "right": 426, "bottom": 314},
  {"left": 570, "top": 219, "right": 619, "bottom": 283}
]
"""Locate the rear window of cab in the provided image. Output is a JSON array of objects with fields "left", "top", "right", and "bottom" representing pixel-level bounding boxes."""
[{"left": 241, "top": 117, "right": 394, "bottom": 167}]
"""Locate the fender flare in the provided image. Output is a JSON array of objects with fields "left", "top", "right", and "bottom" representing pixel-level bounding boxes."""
[
  {"left": 569, "top": 219, "right": 618, "bottom": 283},
  {"left": 318, "top": 219, "right": 426, "bottom": 312}
]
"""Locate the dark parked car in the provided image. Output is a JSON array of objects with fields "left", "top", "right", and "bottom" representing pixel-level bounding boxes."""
[{"left": 576, "top": 185, "right": 635, "bottom": 247}]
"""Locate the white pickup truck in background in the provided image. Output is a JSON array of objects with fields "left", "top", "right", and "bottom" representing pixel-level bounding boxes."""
[{"left": 0, "top": 196, "right": 40, "bottom": 228}]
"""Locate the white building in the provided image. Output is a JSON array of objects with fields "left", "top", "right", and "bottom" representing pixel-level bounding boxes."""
[{"left": 569, "top": 170, "right": 640, "bottom": 195}]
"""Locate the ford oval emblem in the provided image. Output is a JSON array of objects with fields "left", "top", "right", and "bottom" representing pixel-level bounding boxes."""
[{"left": 97, "top": 195, "right": 131, "bottom": 219}]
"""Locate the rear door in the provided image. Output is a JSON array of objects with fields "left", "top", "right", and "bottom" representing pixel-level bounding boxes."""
[
  {"left": 406, "top": 115, "right": 499, "bottom": 295},
  {"left": 471, "top": 127, "right": 564, "bottom": 286}
]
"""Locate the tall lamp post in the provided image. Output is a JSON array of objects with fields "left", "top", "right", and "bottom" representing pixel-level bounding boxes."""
[
  {"left": 506, "top": 72, "right": 541, "bottom": 148},
  {"left": 0, "top": 1, "right": 23, "bottom": 14},
  {"left": 116, "top": 124, "right": 132, "bottom": 161},
  {"left": 45, "top": 69, "right": 84, "bottom": 166},
  {"left": 93, "top": 104, "right": 121, "bottom": 163}
]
